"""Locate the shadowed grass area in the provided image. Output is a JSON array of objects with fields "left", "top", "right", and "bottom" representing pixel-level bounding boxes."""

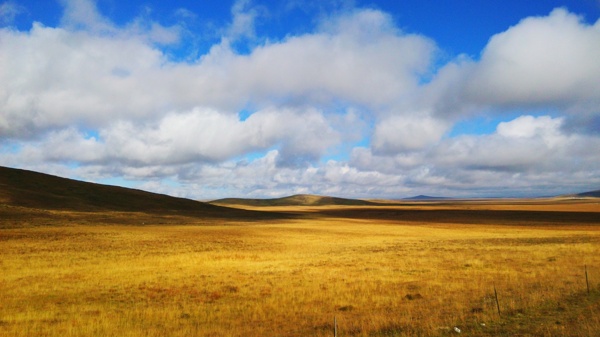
[{"left": 314, "top": 207, "right": 600, "bottom": 226}]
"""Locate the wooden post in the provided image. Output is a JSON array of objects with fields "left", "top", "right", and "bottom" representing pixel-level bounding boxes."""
[
  {"left": 585, "top": 265, "right": 590, "bottom": 294},
  {"left": 493, "top": 284, "right": 501, "bottom": 317},
  {"left": 334, "top": 316, "right": 337, "bottom": 337}
]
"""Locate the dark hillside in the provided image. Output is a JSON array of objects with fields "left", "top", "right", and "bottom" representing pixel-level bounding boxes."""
[
  {"left": 576, "top": 190, "right": 600, "bottom": 198},
  {"left": 0, "top": 166, "right": 287, "bottom": 220},
  {"left": 0, "top": 166, "right": 217, "bottom": 212}
]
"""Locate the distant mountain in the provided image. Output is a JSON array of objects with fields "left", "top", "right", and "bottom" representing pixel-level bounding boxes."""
[
  {"left": 403, "top": 195, "right": 449, "bottom": 200},
  {"left": 0, "top": 166, "right": 266, "bottom": 219},
  {"left": 572, "top": 190, "right": 600, "bottom": 198},
  {"left": 211, "top": 194, "right": 377, "bottom": 206}
]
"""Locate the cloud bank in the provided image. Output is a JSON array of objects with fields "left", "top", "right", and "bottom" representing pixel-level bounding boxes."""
[{"left": 1, "top": 1, "right": 599, "bottom": 198}]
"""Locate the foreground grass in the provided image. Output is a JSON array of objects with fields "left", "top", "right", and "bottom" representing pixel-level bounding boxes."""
[{"left": 1, "top": 202, "right": 600, "bottom": 336}]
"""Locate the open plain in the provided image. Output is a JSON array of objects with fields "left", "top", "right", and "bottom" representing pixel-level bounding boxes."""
[{"left": 1, "top": 196, "right": 600, "bottom": 337}]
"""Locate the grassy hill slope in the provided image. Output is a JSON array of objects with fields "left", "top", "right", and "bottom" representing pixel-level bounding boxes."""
[
  {"left": 0, "top": 166, "right": 285, "bottom": 221},
  {"left": 0, "top": 166, "right": 220, "bottom": 212},
  {"left": 211, "top": 194, "right": 377, "bottom": 207}
]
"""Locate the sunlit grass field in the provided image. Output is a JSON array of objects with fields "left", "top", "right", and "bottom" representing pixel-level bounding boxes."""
[{"left": 1, "top": 200, "right": 600, "bottom": 336}]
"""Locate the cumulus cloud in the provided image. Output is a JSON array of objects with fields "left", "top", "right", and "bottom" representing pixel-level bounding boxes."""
[
  {"left": 416, "top": 8, "right": 600, "bottom": 139},
  {"left": 353, "top": 7, "right": 600, "bottom": 195},
  {"left": 0, "top": 23, "right": 170, "bottom": 137},
  {"left": 1, "top": 5, "right": 433, "bottom": 131},
  {"left": 466, "top": 8, "right": 600, "bottom": 107},
  {"left": 372, "top": 114, "right": 450, "bottom": 153},
  {"left": 3, "top": 106, "right": 340, "bottom": 169},
  {"left": 349, "top": 115, "right": 600, "bottom": 197},
  {"left": 162, "top": 151, "right": 409, "bottom": 200},
  {"left": 0, "top": 2, "right": 434, "bottom": 148},
  {"left": 202, "top": 8, "right": 435, "bottom": 110},
  {"left": 435, "top": 116, "right": 567, "bottom": 172},
  {"left": 433, "top": 115, "right": 600, "bottom": 191},
  {"left": 98, "top": 107, "right": 340, "bottom": 167}
]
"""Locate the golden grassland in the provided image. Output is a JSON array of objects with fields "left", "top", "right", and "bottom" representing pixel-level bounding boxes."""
[{"left": 1, "top": 200, "right": 600, "bottom": 336}]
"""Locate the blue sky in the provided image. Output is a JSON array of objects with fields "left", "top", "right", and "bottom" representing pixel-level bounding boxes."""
[
  {"left": 1, "top": 0, "right": 600, "bottom": 199},
  {"left": 8, "top": 1, "right": 599, "bottom": 57}
]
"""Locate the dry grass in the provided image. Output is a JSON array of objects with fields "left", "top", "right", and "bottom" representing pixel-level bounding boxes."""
[{"left": 1, "top": 200, "right": 600, "bottom": 336}]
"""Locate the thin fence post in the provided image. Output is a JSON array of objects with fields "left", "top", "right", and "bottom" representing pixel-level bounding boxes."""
[
  {"left": 334, "top": 316, "right": 337, "bottom": 337},
  {"left": 585, "top": 265, "right": 590, "bottom": 294},
  {"left": 493, "top": 284, "right": 501, "bottom": 317}
]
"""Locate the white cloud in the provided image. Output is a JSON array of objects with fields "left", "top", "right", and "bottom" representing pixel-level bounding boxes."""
[
  {"left": 496, "top": 115, "right": 562, "bottom": 141},
  {"left": 59, "top": 0, "right": 115, "bottom": 33},
  {"left": 58, "top": 0, "right": 182, "bottom": 45},
  {"left": 0, "top": 5, "right": 434, "bottom": 130},
  {"left": 0, "top": 23, "right": 170, "bottom": 137},
  {"left": 418, "top": 8, "right": 600, "bottom": 139},
  {"left": 348, "top": 114, "right": 600, "bottom": 197},
  {"left": 0, "top": 4, "right": 434, "bottom": 149},
  {"left": 2, "top": 106, "right": 341, "bottom": 170},
  {"left": 166, "top": 153, "right": 410, "bottom": 200},
  {"left": 465, "top": 8, "right": 600, "bottom": 107},
  {"left": 433, "top": 116, "right": 571, "bottom": 171},
  {"left": 208, "top": 9, "right": 435, "bottom": 110},
  {"left": 372, "top": 114, "right": 450, "bottom": 153},
  {"left": 0, "top": 1, "right": 24, "bottom": 25},
  {"left": 100, "top": 107, "right": 340, "bottom": 166},
  {"left": 227, "top": 0, "right": 261, "bottom": 41}
]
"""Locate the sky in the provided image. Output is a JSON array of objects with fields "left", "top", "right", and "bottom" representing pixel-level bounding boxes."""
[{"left": 1, "top": 0, "right": 600, "bottom": 200}]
